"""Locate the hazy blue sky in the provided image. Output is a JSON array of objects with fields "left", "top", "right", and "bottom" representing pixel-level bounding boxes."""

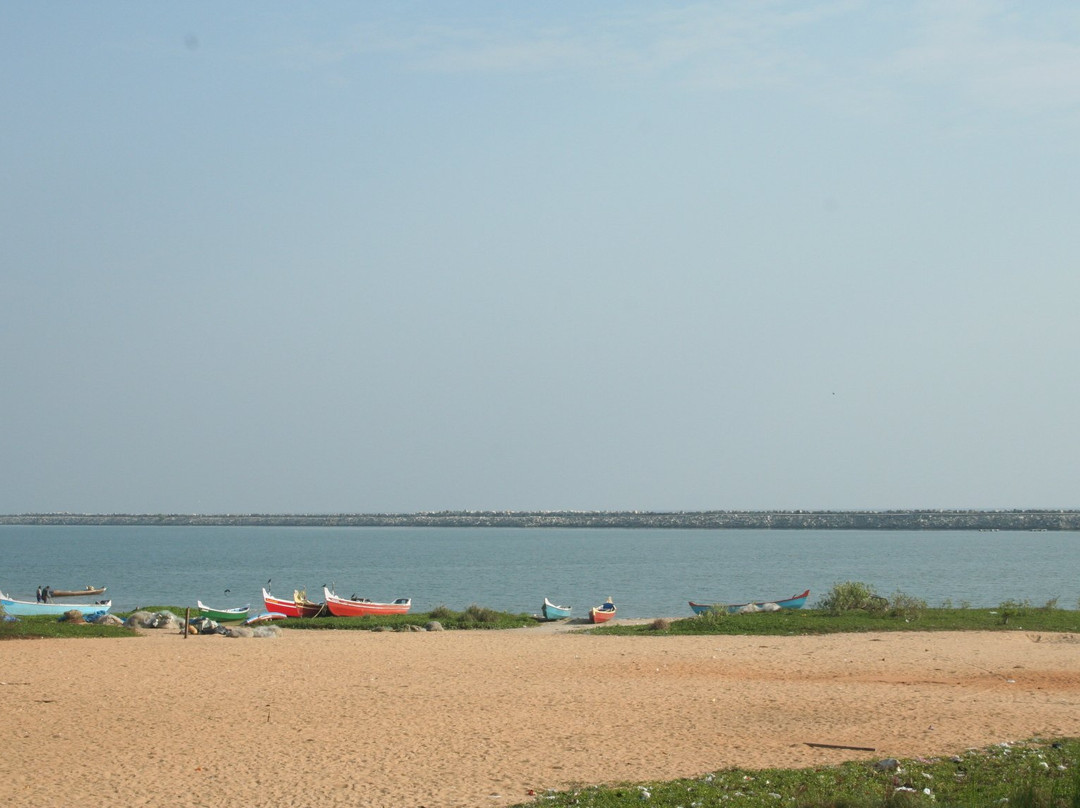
[{"left": 3, "top": 2, "right": 1080, "bottom": 514}]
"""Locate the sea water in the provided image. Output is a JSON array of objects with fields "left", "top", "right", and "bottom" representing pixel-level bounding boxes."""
[{"left": 1, "top": 525, "right": 1077, "bottom": 617}]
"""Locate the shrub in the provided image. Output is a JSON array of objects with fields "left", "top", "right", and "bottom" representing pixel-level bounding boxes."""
[
  {"left": 463, "top": 604, "right": 500, "bottom": 624},
  {"left": 694, "top": 606, "right": 728, "bottom": 625},
  {"left": 429, "top": 605, "right": 454, "bottom": 621},
  {"left": 649, "top": 618, "right": 671, "bottom": 631},
  {"left": 998, "top": 598, "right": 1031, "bottom": 625},
  {"left": 818, "top": 581, "right": 886, "bottom": 615},
  {"left": 886, "top": 591, "right": 927, "bottom": 620}
]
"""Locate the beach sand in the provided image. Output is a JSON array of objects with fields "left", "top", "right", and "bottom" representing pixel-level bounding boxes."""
[{"left": 3, "top": 625, "right": 1079, "bottom": 808}]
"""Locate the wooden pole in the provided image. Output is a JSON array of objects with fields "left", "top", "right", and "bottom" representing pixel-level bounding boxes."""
[{"left": 805, "top": 742, "right": 876, "bottom": 752}]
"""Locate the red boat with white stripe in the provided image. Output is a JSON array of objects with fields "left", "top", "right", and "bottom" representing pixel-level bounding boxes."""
[
  {"left": 262, "top": 587, "right": 327, "bottom": 618},
  {"left": 323, "top": 586, "right": 412, "bottom": 617}
]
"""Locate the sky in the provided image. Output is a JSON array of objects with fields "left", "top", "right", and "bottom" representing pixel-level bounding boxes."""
[{"left": 3, "top": 2, "right": 1080, "bottom": 514}]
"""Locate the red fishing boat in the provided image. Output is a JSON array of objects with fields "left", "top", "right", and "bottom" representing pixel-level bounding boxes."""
[
  {"left": 323, "top": 586, "right": 412, "bottom": 617},
  {"left": 589, "top": 598, "right": 616, "bottom": 624},
  {"left": 262, "top": 587, "right": 326, "bottom": 618}
]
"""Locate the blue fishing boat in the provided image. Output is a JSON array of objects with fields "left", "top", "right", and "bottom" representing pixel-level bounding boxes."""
[
  {"left": 0, "top": 590, "right": 112, "bottom": 617},
  {"left": 689, "top": 589, "right": 810, "bottom": 615},
  {"left": 541, "top": 598, "right": 572, "bottom": 620}
]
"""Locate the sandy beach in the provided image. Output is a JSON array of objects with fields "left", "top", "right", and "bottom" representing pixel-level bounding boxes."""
[{"left": 3, "top": 625, "right": 1079, "bottom": 808}]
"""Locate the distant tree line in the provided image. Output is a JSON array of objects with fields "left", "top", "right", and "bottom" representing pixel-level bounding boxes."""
[{"left": 1, "top": 509, "right": 1079, "bottom": 530}]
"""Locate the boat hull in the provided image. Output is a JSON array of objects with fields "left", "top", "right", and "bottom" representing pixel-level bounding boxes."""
[
  {"left": 541, "top": 598, "right": 572, "bottom": 620},
  {"left": 323, "top": 587, "right": 411, "bottom": 617},
  {"left": 50, "top": 586, "right": 107, "bottom": 598},
  {"left": 244, "top": 612, "right": 287, "bottom": 625},
  {"left": 689, "top": 589, "right": 810, "bottom": 615},
  {"left": 262, "top": 588, "right": 326, "bottom": 618},
  {"left": 197, "top": 601, "right": 250, "bottom": 622},
  {"left": 589, "top": 606, "right": 616, "bottom": 624},
  {"left": 0, "top": 591, "right": 111, "bottom": 617}
]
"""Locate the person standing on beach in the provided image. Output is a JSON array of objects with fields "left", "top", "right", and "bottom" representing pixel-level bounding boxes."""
[{"left": 36, "top": 586, "right": 43, "bottom": 602}]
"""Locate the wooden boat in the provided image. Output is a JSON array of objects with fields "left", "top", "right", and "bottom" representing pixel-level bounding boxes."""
[
  {"left": 323, "top": 587, "right": 411, "bottom": 617},
  {"left": 589, "top": 598, "right": 616, "bottom": 624},
  {"left": 262, "top": 587, "right": 326, "bottom": 618},
  {"left": 244, "top": 612, "right": 287, "bottom": 626},
  {"left": 197, "top": 600, "right": 250, "bottom": 622},
  {"left": 0, "top": 590, "right": 111, "bottom": 617},
  {"left": 50, "top": 585, "right": 107, "bottom": 598},
  {"left": 542, "top": 597, "right": 572, "bottom": 620},
  {"left": 689, "top": 589, "right": 810, "bottom": 615}
]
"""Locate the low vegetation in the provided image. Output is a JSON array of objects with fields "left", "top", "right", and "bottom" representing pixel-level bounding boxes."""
[
  {"left": 0, "top": 604, "right": 539, "bottom": 638},
  {"left": 278, "top": 604, "right": 537, "bottom": 631},
  {"left": 0, "top": 614, "right": 135, "bottom": 639},
  {"left": 509, "top": 738, "right": 1080, "bottom": 808},
  {"left": 596, "top": 582, "right": 1080, "bottom": 636}
]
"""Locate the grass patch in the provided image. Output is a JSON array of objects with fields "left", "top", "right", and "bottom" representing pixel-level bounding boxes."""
[
  {"left": 0, "top": 603, "right": 537, "bottom": 637},
  {"left": 593, "top": 605, "right": 1080, "bottom": 636},
  {"left": 0, "top": 606, "right": 198, "bottom": 639},
  {"left": 597, "top": 582, "right": 1080, "bottom": 636},
  {"left": 278, "top": 605, "right": 537, "bottom": 631},
  {"left": 125, "top": 605, "right": 191, "bottom": 615},
  {"left": 0, "top": 614, "right": 136, "bottom": 639},
  {"left": 509, "top": 738, "right": 1080, "bottom": 808}
]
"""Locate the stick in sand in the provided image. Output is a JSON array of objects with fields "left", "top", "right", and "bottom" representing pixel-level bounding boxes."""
[{"left": 806, "top": 742, "right": 877, "bottom": 751}]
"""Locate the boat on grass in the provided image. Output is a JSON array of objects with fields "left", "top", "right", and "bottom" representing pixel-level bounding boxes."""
[
  {"left": 197, "top": 601, "right": 250, "bottom": 622},
  {"left": 50, "top": 585, "right": 107, "bottom": 598},
  {"left": 244, "top": 612, "right": 287, "bottom": 626},
  {"left": 589, "top": 598, "right": 616, "bottom": 624},
  {"left": 323, "top": 587, "right": 411, "bottom": 617},
  {"left": 262, "top": 587, "right": 326, "bottom": 618},
  {"left": 689, "top": 589, "right": 810, "bottom": 615},
  {"left": 0, "top": 590, "right": 111, "bottom": 617},
  {"left": 542, "top": 598, "right": 572, "bottom": 620}
]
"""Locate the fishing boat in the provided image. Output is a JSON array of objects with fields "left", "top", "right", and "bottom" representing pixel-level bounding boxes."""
[
  {"left": 197, "top": 601, "right": 250, "bottom": 622},
  {"left": 50, "top": 585, "right": 107, "bottom": 598},
  {"left": 689, "top": 589, "right": 810, "bottom": 615},
  {"left": 589, "top": 598, "right": 616, "bottom": 624},
  {"left": 262, "top": 587, "right": 326, "bottom": 618},
  {"left": 323, "top": 587, "right": 411, "bottom": 617},
  {"left": 541, "top": 598, "right": 572, "bottom": 620},
  {"left": 0, "top": 590, "right": 111, "bottom": 617},
  {"left": 244, "top": 612, "right": 287, "bottom": 626}
]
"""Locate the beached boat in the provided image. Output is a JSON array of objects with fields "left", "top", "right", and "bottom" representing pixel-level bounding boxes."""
[
  {"left": 50, "top": 585, "right": 107, "bottom": 598},
  {"left": 0, "top": 590, "right": 111, "bottom": 617},
  {"left": 197, "top": 601, "right": 250, "bottom": 622},
  {"left": 323, "top": 587, "right": 411, "bottom": 617},
  {"left": 541, "top": 598, "right": 572, "bottom": 620},
  {"left": 244, "top": 612, "right": 287, "bottom": 626},
  {"left": 262, "top": 587, "right": 326, "bottom": 618},
  {"left": 589, "top": 598, "right": 616, "bottom": 624},
  {"left": 688, "top": 589, "right": 810, "bottom": 615}
]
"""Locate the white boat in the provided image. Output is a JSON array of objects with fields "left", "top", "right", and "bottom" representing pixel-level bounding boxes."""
[{"left": 0, "top": 590, "right": 112, "bottom": 617}]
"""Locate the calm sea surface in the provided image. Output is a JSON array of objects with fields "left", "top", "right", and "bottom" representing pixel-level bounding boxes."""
[{"left": 1, "top": 526, "right": 1077, "bottom": 617}]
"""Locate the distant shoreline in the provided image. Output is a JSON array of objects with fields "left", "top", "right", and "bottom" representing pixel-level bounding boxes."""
[{"left": 1, "top": 509, "right": 1078, "bottom": 530}]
